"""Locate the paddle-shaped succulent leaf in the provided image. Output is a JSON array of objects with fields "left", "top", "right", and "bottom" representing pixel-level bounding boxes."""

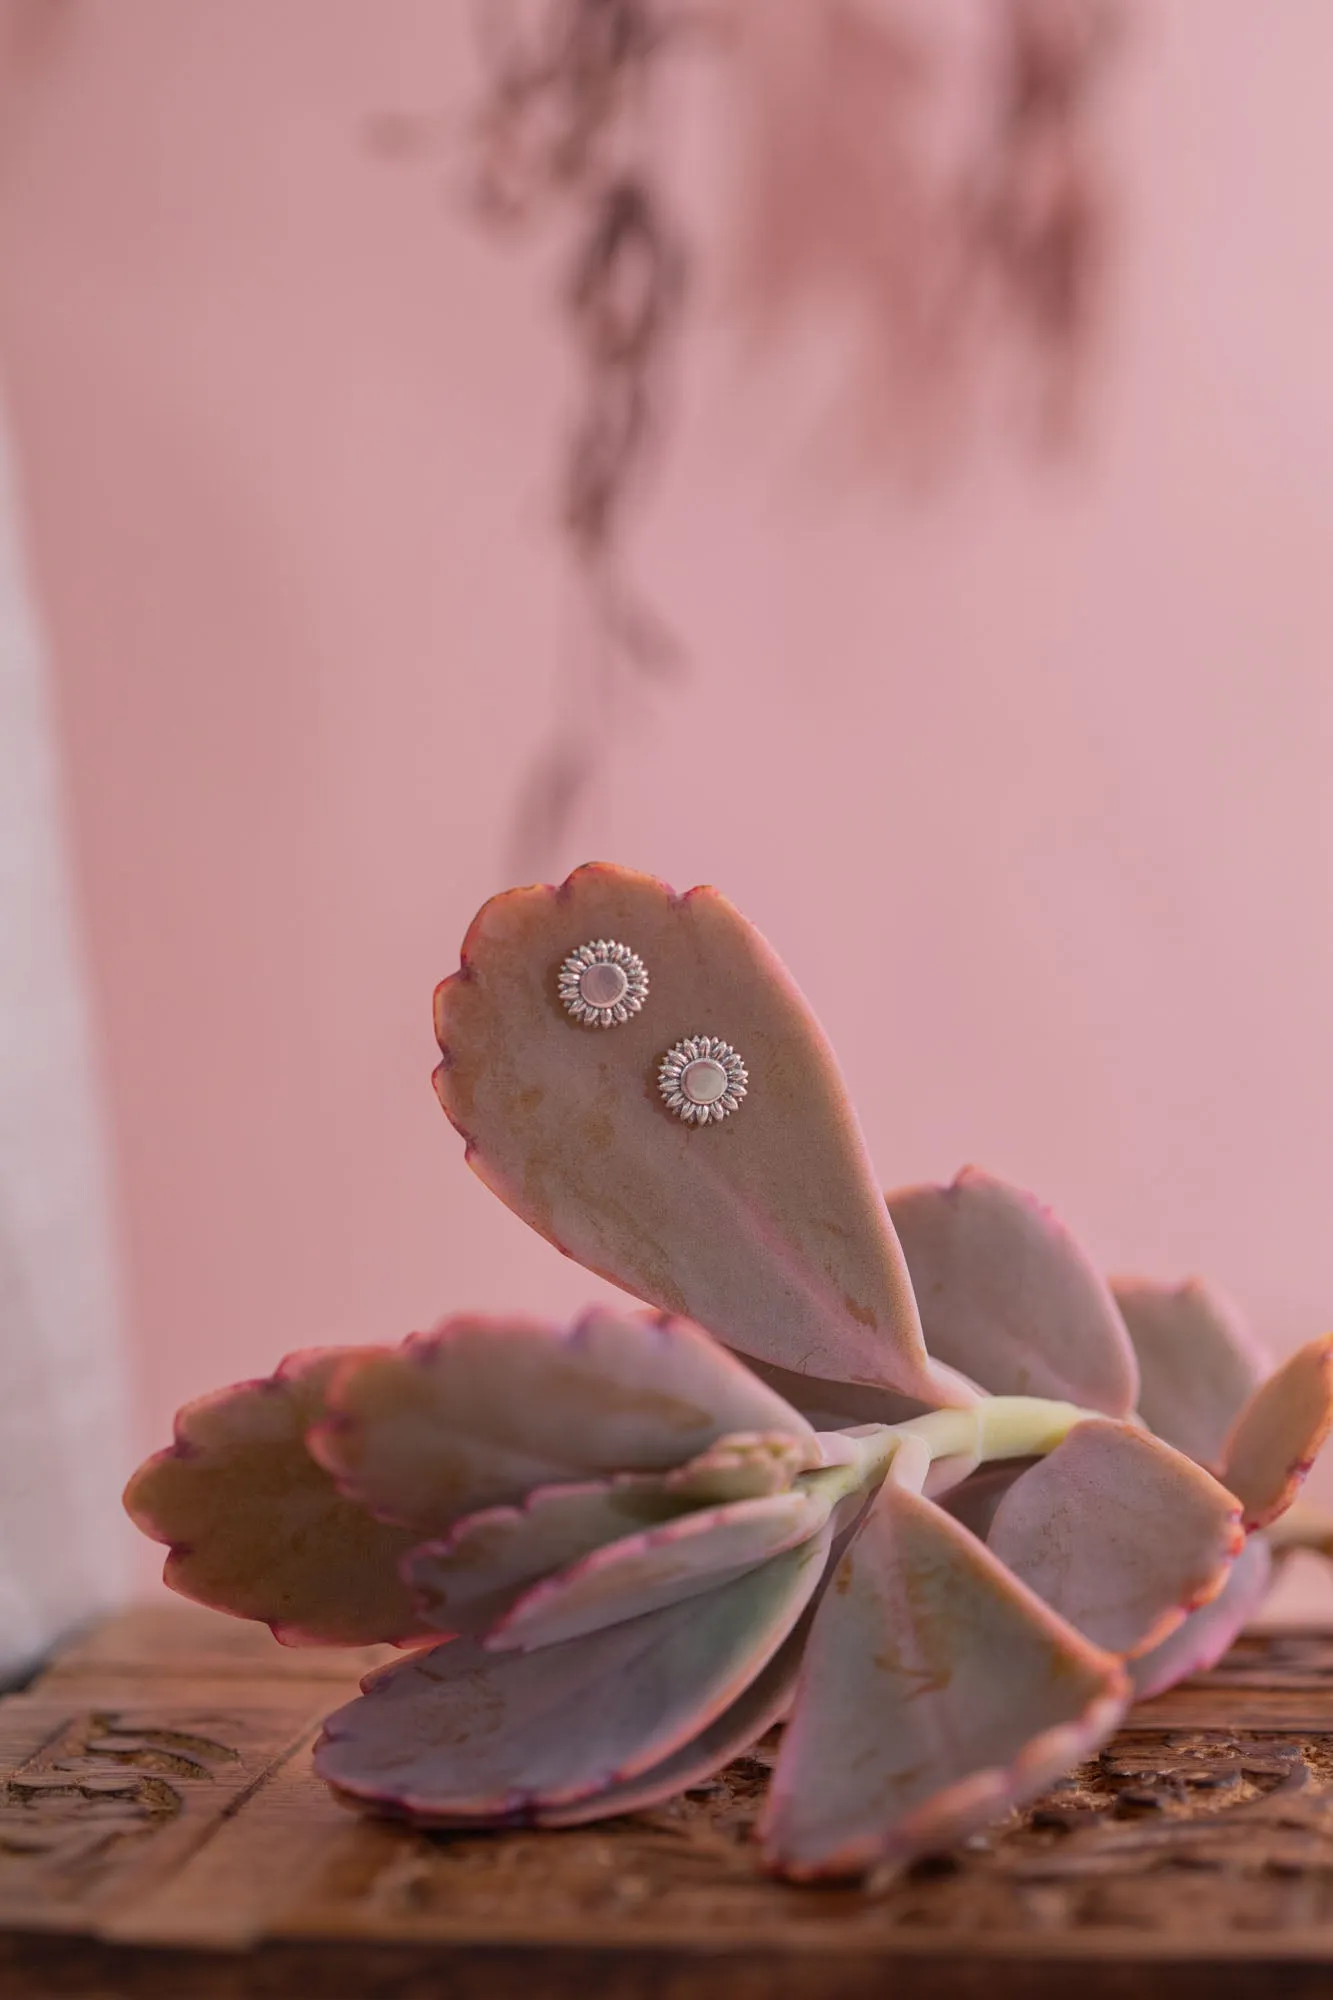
[
  {"left": 487, "top": 1486, "right": 834, "bottom": 1649},
  {"left": 1129, "top": 1534, "right": 1273, "bottom": 1701},
  {"left": 741, "top": 1354, "right": 977, "bottom": 1431},
  {"left": 938, "top": 1458, "right": 1033, "bottom": 1541},
  {"left": 312, "top": 1307, "right": 820, "bottom": 1535},
  {"left": 1112, "top": 1276, "right": 1268, "bottom": 1466},
  {"left": 390, "top": 1623, "right": 816, "bottom": 1832},
  {"left": 887, "top": 1168, "right": 1138, "bottom": 1416},
  {"left": 315, "top": 1531, "right": 831, "bottom": 1820},
  {"left": 403, "top": 1481, "right": 673, "bottom": 1638},
  {"left": 402, "top": 1432, "right": 816, "bottom": 1639},
  {"left": 433, "top": 865, "right": 963, "bottom": 1405},
  {"left": 1218, "top": 1335, "right": 1333, "bottom": 1530},
  {"left": 123, "top": 1349, "right": 429, "bottom": 1647},
  {"left": 985, "top": 1419, "right": 1243, "bottom": 1656},
  {"left": 539, "top": 1620, "right": 810, "bottom": 1827},
  {"left": 759, "top": 1477, "right": 1128, "bottom": 1879}
]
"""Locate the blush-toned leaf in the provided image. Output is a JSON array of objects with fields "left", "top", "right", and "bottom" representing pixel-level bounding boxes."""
[
  {"left": 392, "top": 1621, "right": 812, "bottom": 1830},
  {"left": 656, "top": 1431, "right": 819, "bottom": 1504},
  {"left": 986, "top": 1419, "right": 1242, "bottom": 1657},
  {"left": 434, "top": 865, "right": 962, "bottom": 1404},
  {"left": 759, "top": 1483, "right": 1127, "bottom": 1880},
  {"left": 122, "top": 1350, "right": 429, "bottom": 1647},
  {"left": 488, "top": 1488, "right": 832, "bottom": 1650},
  {"left": 743, "top": 1354, "right": 979, "bottom": 1430},
  {"left": 1220, "top": 1335, "right": 1333, "bottom": 1530},
  {"left": 539, "top": 1619, "right": 808, "bottom": 1825},
  {"left": 316, "top": 1531, "right": 830, "bottom": 1820},
  {"left": 1112, "top": 1276, "right": 1268, "bottom": 1466},
  {"left": 937, "top": 1459, "right": 1034, "bottom": 1541},
  {"left": 405, "top": 1434, "right": 814, "bottom": 1637},
  {"left": 887, "top": 1168, "right": 1138, "bottom": 1415},
  {"left": 313, "top": 1307, "right": 817, "bottom": 1535},
  {"left": 1130, "top": 1535, "right": 1273, "bottom": 1701},
  {"left": 405, "top": 1483, "right": 676, "bottom": 1638}
]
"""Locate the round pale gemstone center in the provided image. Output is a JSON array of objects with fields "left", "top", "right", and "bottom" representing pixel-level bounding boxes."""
[
  {"left": 578, "top": 960, "right": 629, "bottom": 1009},
  {"left": 680, "top": 1057, "right": 728, "bottom": 1105}
]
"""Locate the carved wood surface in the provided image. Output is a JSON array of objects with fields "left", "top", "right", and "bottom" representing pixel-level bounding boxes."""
[{"left": 7, "top": 1607, "right": 1333, "bottom": 1996}]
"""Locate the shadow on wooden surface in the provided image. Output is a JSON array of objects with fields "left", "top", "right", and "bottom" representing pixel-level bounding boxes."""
[{"left": 6, "top": 1603, "right": 1333, "bottom": 1997}]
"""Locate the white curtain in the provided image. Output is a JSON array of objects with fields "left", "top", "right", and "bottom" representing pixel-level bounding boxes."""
[{"left": 0, "top": 399, "right": 129, "bottom": 1684}]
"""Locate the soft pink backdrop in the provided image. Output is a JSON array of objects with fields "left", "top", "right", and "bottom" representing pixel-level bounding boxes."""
[{"left": 2, "top": 3, "right": 1333, "bottom": 1559}]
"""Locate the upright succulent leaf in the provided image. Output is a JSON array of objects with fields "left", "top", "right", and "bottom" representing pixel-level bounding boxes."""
[
  {"left": 985, "top": 1420, "right": 1243, "bottom": 1657},
  {"left": 1220, "top": 1335, "right": 1333, "bottom": 1530},
  {"left": 316, "top": 1532, "right": 830, "bottom": 1821},
  {"left": 1130, "top": 1535, "right": 1273, "bottom": 1701},
  {"left": 122, "top": 1351, "right": 429, "bottom": 1646},
  {"left": 887, "top": 1168, "right": 1139, "bottom": 1415},
  {"left": 434, "top": 865, "right": 962, "bottom": 1404},
  {"left": 312, "top": 1308, "right": 817, "bottom": 1536},
  {"left": 760, "top": 1482, "right": 1127, "bottom": 1880},
  {"left": 1112, "top": 1276, "right": 1268, "bottom": 1466}
]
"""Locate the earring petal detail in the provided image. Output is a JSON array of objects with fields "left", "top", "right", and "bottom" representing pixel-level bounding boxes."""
[
  {"left": 659, "top": 1037, "right": 748, "bottom": 1124},
  {"left": 558, "top": 939, "right": 649, "bottom": 1027}
]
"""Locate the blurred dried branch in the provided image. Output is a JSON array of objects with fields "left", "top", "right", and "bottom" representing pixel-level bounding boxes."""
[
  {"left": 454, "top": 0, "right": 1124, "bottom": 863},
  {"left": 468, "top": 0, "right": 689, "bottom": 873},
  {"left": 729, "top": 0, "right": 1123, "bottom": 465},
  {"left": 974, "top": 0, "right": 1122, "bottom": 437}
]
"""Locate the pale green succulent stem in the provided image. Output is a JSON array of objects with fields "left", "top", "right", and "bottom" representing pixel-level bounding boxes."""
[
  {"left": 803, "top": 1395, "right": 1102, "bottom": 1509},
  {"left": 897, "top": 1396, "right": 1095, "bottom": 1472}
]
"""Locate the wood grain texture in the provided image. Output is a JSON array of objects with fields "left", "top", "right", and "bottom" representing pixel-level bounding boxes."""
[
  {"left": 7, "top": 1607, "right": 1333, "bottom": 1995},
  {"left": 40, "top": 1599, "right": 398, "bottom": 1685}
]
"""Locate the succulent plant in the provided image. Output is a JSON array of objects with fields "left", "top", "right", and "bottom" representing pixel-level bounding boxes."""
[{"left": 124, "top": 864, "right": 1333, "bottom": 1882}]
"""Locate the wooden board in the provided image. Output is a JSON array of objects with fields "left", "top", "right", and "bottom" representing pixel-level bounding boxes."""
[{"left": 7, "top": 1605, "right": 1333, "bottom": 1996}]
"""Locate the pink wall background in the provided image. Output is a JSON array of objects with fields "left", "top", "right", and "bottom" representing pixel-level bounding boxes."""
[{"left": 3, "top": 2, "right": 1333, "bottom": 1560}]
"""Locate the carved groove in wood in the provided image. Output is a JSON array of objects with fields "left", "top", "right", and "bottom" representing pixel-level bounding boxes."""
[
  {"left": 8, "top": 1616, "right": 1333, "bottom": 1974},
  {"left": 308, "top": 1647, "right": 1333, "bottom": 1943},
  {"left": 0, "top": 1712, "right": 240, "bottom": 1894},
  {"left": 344, "top": 1733, "right": 1333, "bottom": 1938}
]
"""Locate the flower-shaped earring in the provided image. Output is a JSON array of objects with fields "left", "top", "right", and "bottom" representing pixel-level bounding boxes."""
[
  {"left": 658, "top": 1036, "right": 748, "bottom": 1123},
  {"left": 558, "top": 939, "right": 648, "bottom": 1027}
]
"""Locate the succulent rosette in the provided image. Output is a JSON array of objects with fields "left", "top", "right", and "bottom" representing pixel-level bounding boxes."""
[{"left": 125, "top": 864, "right": 1333, "bottom": 1882}]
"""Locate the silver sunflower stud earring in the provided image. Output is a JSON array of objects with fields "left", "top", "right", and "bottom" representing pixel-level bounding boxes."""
[
  {"left": 658, "top": 1036, "right": 748, "bottom": 1123},
  {"left": 557, "top": 939, "right": 649, "bottom": 1027}
]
